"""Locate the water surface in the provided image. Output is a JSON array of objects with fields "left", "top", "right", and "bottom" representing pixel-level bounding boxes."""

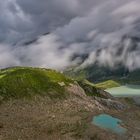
[
  {"left": 105, "top": 85, "right": 140, "bottom": 97},
  {"left": 105, "top": 85, "right": 140, "bottom": 105},
  {"left": 92, "top": 114, "right": 127, "bottom": 134}
]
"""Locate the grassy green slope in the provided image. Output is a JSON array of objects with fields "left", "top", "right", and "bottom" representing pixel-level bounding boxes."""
[
  {"left": 0, "top": 67, "right": 73, "bottom": 100},
  {"left": 95, "top": 80, "right": 120, "bottom": 89}
]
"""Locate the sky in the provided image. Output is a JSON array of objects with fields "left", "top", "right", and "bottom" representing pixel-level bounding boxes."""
[{"left": 0, "top": 0, "right": 140, "bottom": 70}]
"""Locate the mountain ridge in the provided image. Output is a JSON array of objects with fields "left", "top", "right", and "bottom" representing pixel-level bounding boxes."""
[{"left": 64, "top": 64, "right": 140, "bottom": 85}]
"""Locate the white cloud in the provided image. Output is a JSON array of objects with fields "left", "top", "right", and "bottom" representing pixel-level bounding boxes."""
[
  {"left": 0, "top": 0, "right": 140, "bottom": 70},
  {"left": 0, "top": 44, "right": 20, "bottom": 68}
]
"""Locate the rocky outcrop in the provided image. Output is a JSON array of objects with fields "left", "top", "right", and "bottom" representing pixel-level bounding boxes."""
[
  {"left": 67, "top": 82, "right": 126, "bottom": 110},
  {"left": 78, "top": 80, "right": 113, "bottom": 99},
  {"left": 94, "top": 97, "right": 126, "bottom": 110}
]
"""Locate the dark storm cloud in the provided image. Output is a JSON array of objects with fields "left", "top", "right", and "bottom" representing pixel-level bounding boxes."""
[
  {"left": 0, "top": 0, "right": 106, "bottom": 43},
  {"left": 0, "top": 0, "right": 140, "bottom": 70}
]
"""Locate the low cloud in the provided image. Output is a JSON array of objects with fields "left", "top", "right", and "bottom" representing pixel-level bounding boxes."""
[
  {"left": 0, "top": 44, "right": 19, "bottom": 68},
  {"left": 0, "top": 34, "right": 86, "bottom": 70},
  {"left": 0, "top": 0, "right": 140, "bottom": 70}
]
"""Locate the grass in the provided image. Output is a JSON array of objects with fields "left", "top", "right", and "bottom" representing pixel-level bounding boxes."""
[
  {"left": 95, "top": 80, "right": 120, "bottom": 89},
  {"left": 83, "top": 79, "right": 95, "bottom": 87},
  {"left": 0, "top": 67, "right": 73, "bottom": 100},
  {"left": 0, "top": 66, "right": 116, "bottom": 101},
  {"left": 0, "top": 74, "right": 6, "bottom": 79}
]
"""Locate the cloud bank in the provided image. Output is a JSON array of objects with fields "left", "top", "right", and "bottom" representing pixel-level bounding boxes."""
[{"left": 0, "top": 0, "right": 140, "bottom": 70}]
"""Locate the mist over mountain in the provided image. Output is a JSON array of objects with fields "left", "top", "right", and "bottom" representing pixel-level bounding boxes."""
[
  {"left": 80, "top": 35, "right": 140, "bottom": 71},
  {"left": 0, "top": 0, "right": 140, "bottom": 70}
]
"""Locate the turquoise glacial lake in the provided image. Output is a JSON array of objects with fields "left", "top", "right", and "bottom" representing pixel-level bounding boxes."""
[
  {"left": 92, "top": 114, "right": 127, "bottom": 134},
  {"left": 105, "top": 85, "right": 140, "bottom": 105},
  {"left": 105, "top": 85, "right": 140, "bottom": 97}
]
